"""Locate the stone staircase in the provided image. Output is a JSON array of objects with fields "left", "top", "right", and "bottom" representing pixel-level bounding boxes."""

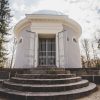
[{"left": 0, "top": 68, "right": 97, "bottom": 100}]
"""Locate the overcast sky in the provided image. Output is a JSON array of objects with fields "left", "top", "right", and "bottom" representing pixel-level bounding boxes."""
[{"left": 9, "top": 0, "right": 100, "bottom": 39}]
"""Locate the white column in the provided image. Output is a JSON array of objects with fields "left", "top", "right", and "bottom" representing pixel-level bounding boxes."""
[
  {"left": 56, "top": 33, "right": 59, "bottom": 67},
  {"left": 28, "top": 32, "right": 35, "bottom": 68},
  {"left": 58, "top": 31, "right": 65, "bottom": 67},
  {"left": 63, "top": 30, "right": 68, "bottom": 67},
  {"left": 34, "top": 33, "right": 38, "bottom": 67}
]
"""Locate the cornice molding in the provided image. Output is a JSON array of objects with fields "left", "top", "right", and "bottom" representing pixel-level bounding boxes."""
[{"left": 14, "top": 15, "right": 82, "bottom": 38}]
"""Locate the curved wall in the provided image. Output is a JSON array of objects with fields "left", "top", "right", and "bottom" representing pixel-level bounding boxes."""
[
  {"left": 14, "top": 14, "right": 82, "bottom": 68},
  {"left": 63, "top": 26, "right": 82, "bottom": 68},
  {"left": 15, "top": 26, "right": 35, "bottom": 68}
]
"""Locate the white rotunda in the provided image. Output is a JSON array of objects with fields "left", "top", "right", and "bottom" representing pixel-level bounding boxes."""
[{"left": 14, "top": 10, "right": 82, "bottom": 68}]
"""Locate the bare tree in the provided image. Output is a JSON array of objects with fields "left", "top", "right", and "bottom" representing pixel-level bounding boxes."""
[
  {"left": 10, "top": 37, "right": 17, "bottom": 69},
  {"left": 98, "top": 39, "right": 100, "bottom": 49},
  {"left": 91, "top": 42, "right": 96, "bottom": 66},
  {"left": 92, "top": 33, "right": 100, "bottom": 67},
  {"left": 94, "top": 30, "right": 100, "bottom": 49},
  {"left": 81, "top": 39, "right": 91, "bottom": 67},
  {"left": 81, "top": 55, "right": 85, "bottom": 68},
  {"left": 8, "top": 37, "right": 17, "bottom": 79}
]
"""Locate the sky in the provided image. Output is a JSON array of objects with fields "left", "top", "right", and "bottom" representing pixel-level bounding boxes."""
[
  {"left": 9, "top": 0, "right": 100, "bottom": 39},
  {"left": 5, "top": 0, "right": 100, "bottom": 64}
]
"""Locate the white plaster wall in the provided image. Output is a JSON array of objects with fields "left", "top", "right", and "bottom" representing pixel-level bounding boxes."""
[
  {"left": 14, "top": 26, "right": 35, "bottom": 68},
  {"left": 63, "top": 27, "right": 82, "bottom": 68},
  {"left": 14, "top": 21, "right": 82, "bottom": 68},
  {"left": 31, "top": 22, "right": 63, "bottom": 34}
]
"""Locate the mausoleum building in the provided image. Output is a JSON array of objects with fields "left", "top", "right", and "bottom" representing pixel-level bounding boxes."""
[{"left": 14, "top": 10, "right": 82, "bottom": 68}]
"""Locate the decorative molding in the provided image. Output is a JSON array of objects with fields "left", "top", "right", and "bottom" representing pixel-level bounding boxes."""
[{"left": 14, "top": 15, "right": 82, "bottom": 38}]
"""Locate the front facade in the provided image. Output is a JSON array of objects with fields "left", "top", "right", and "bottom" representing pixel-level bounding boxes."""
[{"left": 14, "top": 10, "right": 82, "bottom": 68}]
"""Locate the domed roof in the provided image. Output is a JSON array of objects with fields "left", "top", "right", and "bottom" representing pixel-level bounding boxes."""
[
  {"left": 14, "top": 10, "right": 82, "bottom": 38},
  {"left": 33, "top": 10, "right": 64, "bottom": 15}
]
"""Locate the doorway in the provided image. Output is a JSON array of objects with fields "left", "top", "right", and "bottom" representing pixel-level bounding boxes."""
[{"left": 38, "top": 38, "right": 56, "bottom": 66}]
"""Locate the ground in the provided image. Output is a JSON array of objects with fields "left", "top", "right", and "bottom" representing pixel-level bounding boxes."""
[
  {"left": 78, "top": 85, "right": 100, "bottom": 100},
  {"left": 0, "top": 85, "right": 100, "bottom": 100}
]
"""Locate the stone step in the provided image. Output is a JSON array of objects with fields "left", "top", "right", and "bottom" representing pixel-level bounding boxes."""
[
  {"left": 16, "top": 74, "right": 75, "bottom": 79},
  {"left": 0, "top": 83, "right": 96, "bottom": 100},
  {"left": 29, "top": 69, "right": 70, "bottom": 74},
  {"left": 29, "top": 68, "right": 67, "bottom": 70},
  {"left": 3, "top": 80, "right": 89, "bottom": 92},
  {"left": 10, "top": 77, "right": 81, "bottom": 84}
]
